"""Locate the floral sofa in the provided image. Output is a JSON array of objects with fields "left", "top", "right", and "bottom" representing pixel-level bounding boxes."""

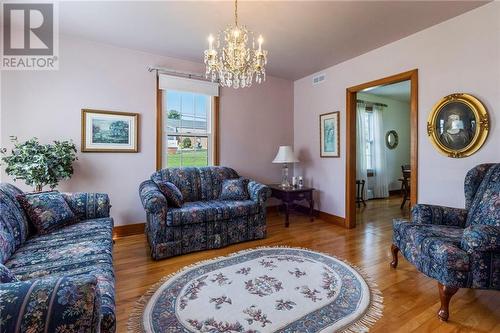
[
  {"left": 391, "top": 163, "right": 500, "bottom": 321},
  {"left": 139, "top": 166, "right": 271, "bottom": 260},
  {"left": 0, "top": 183, "right": 115, "bottom": 333}
]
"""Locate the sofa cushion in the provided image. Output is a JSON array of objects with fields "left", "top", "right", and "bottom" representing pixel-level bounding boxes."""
[
  {"left": 5, "top": 218, "right": 115, "bottom": 333},
  {"left": 155, "top": 180, "right": 184, "bottom": 207},
  {"left": 61, "top": 192, "right": 111, "bottom": 220},
  {"left": 0, "top": 228, "right": 15, "bottom": 264},
  {"left": 151, "top": 167, "right": 202, "bottom": 203},
  {"left": 17, "top": 191, "right": 78, "bottom": 234},
  {"left": 393, "top": 219, "right": 469, "bottom": 271},
  {"left": 0, "top": 263, "right": 17, "bottom": 283},
  {"left": 199, "top": 166, "right": 240, "bottom": 200},
  {"left": 167, "top": 200, "right": 259, "bottom": 226},
  {"left": 219, "top": 178, "right": 249, "bottom": 201},
  {"left": 466, "top": 164, "right": 500, "bottom": 227},
  {"left": 0, "top": 183, "right": 30, "bottom": 251}
]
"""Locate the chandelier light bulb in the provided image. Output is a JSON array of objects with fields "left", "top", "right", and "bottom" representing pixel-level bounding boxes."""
[{"left": 208, "top": 34, "right": 214, "bottom": 50}]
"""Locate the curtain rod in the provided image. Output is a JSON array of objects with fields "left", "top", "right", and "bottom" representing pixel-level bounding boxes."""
[
  {"left": 148, "top": 66, "right": 215, "bottom": 82},
  {"left": 356, "top": 99, "right": 388, "bottom": 108}
]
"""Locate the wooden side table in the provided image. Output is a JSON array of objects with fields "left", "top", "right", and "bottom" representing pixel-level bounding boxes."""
[{"left": 268, "top": 184, "right": 315, "bottom": 227}]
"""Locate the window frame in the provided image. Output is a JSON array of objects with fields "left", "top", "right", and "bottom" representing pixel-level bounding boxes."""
[{"left": 156, "top": 76, "right": 219, "bottom": 170}]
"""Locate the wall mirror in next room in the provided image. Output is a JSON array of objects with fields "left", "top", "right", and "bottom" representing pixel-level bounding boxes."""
[
  {"left": 385, "top": 130, "right": 399, "bottom": 149},
  {"left": 346, "top": 69, "right": 418, "bottom": 228}
]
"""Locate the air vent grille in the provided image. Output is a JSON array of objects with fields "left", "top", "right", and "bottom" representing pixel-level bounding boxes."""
[{"left": 312, "top": 73, "right": 326, "bottom": 85}]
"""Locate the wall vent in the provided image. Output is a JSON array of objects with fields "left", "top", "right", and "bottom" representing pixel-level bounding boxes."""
[{"left": 312, "top": 73, "right": 326, "bottom": 85}]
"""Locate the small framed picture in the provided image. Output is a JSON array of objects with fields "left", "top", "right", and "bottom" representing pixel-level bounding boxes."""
[
  {"left": 81, "top": 109, "right": 139, "bottom": 152},
  {"left": 320, "top": 111, "right": 340, "bottom": 158}
]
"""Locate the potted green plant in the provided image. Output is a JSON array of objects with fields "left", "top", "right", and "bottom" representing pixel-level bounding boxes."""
[{"left": 1, "top": 137, "right": 78, "bottom": 192}]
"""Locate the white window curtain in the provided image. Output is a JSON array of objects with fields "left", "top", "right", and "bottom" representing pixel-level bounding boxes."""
[
  {"left": 372, "top": 105, "right": 389, "bottom": 198},
  {"left": 158, "top": 74, "right": 219, "bottom": 96},
  {"left": 356, "top": 101, "right": 368, "bottom": 199}
]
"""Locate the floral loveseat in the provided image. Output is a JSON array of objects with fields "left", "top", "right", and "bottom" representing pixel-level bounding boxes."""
[
  {"left": 139, "top": 166, "right": 271, "bottom": 260},
  {"left": 391, "top": 163, "right": 500, "bottom": 321},
  {"left": 0, "top": 183, "right": 115, "bottom": 333}
]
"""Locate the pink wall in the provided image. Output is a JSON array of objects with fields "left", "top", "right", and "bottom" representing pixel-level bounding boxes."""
[
  {"left": 294, "top": 3, "right": 500, "bottom": 219},
  {"left": 220, "top": 77, "right": 293, "bottom": 183},
  {"left": 1, "top": 36, "right": 293, "bottom": 226}
]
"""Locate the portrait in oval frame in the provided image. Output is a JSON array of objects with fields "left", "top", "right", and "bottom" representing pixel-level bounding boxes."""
[{"left": 427, "top": 93, "right": 489, "bottom": 158}]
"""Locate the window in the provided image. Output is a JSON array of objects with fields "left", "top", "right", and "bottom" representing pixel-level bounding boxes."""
[
  {"left": 364, "top": 112, "right": 375, "bottom": 171},
  {"left": 157, "top": 74, "right": 219, "bottom": 169},
  {"left": 162, "top": 90, "right": 215, "bottom": 168}
]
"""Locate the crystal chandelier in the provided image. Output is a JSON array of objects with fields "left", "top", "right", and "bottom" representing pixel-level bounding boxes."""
[{"left": 204, "top": 0, "right": 268, "bottom": 88}]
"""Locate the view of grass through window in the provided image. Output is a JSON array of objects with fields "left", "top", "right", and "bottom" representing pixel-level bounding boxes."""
[{"left": 164, "top": 90, "right": 211, "bottom": 168}]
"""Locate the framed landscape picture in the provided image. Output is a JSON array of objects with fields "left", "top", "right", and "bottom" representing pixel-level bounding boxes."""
[
  {"left": 320, "top": 111, "right": 340, "bottom": 158},
  {"left": 81, "top": 109, "right": 139, "bottom": 152}
]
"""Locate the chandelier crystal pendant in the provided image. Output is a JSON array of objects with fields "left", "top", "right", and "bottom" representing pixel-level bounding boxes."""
[{"left": 204, "top": 0, "right": 268, "bottom": 89}]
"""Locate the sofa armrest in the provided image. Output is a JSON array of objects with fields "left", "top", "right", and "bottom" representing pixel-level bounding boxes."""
[
  {"left": 62, "top": 192, "right": 111, "bottom": 220},
  {"left": 248, "top": 181, "right": 271, "bottom": 205},
  {"left": 0, "top": 275, "right": 101, "bottom": 333},
  {"left": 139, "top": 180, "right": 167, "bottom": 214},
  {"left": 461, "top": 224, "right": 500, "bottom": 253},
  {"left": 411, "top": 204, "right": 468, "bottom": 227}
]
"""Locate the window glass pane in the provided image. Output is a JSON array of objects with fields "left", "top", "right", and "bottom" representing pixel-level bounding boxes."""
[
  {"left": 166, "top": 135, "right": 208, "bottom": 168},
  {"left": 164, "top": 90, "right": 212, "bottom": 168}
]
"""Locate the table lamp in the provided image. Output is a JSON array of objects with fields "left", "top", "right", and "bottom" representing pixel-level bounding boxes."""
[{"left": 272, "top": 146, "right": 299, "bottom": 188}]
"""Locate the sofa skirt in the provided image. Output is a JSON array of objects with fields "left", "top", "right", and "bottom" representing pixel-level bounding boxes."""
[{"left": 146, "top": 212, "right": 267, "bottom": 260}]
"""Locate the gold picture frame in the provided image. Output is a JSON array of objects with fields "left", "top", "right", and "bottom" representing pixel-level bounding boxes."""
[
  {"left": 320, "top": 111, "right": 340, "bottom": 158},
  {"left": 427, "top": 93, "right": 488, "bottom": 158},
  {"left": 81, "top": 109, "right": 139, "bottom": 152}
]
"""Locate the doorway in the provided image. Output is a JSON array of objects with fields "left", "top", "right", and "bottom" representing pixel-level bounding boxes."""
[{"left": 345, "top": 69, "right": 418, "bottom": 228}]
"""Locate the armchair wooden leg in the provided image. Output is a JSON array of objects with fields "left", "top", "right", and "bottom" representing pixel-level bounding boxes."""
[
  {"left": 437, "top": 282, "right": 459, "bottom": 322},
  {"left": 390, "top": 244, "right": 399, "bottom": 268}
]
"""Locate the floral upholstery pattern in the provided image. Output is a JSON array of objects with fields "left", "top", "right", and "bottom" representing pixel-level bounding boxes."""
[
  {"left": 140, "top": 167, "right": 269, "bottom": 260},
  {"left": 0, "top": 263, "right": 17, "bottom": 283},
  {"left": 0, "top": 183, "right": 29, "bottom": 251},
  {"left": 461, "top": 224, "right": 500, "bottom": 253},
  {"left": 62, "top": 192, "right": 111, "bottom": 220},
  {"left": 0, "top": 275, "right": 101, "bottom": 333},
  {"left": 139, "top": 180, "right": 167, "bottom": 214},
  {"left": 411, "top": 204, "right": 468, "bottom": 227},
  {"left": 154, "top": 180, "right": 184, "bottom": 207},
  {"left": 17, "top": 191, "right": 78, "bottom": 235},
  {"left": 465, "top": 164, "right": 500, "bottom": 227},
  {"left": 0, "top": 182, "right": 115, "bottom": 333},
  {"left": 219, "top": 178, "right": 250, "bottom": 201},
  {"left": 0, "top": 228, "right": 15, "bottom": 264},
  {"left": 393, "top": 164, "right": 500, "bottom": 290},
  {"left": 248, "top": 180, "right": 272, "bottom": 205}
]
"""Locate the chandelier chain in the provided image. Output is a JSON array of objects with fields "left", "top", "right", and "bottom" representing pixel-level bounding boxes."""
[{"left": 234, "top": 0, "right": 238, "bottom": 26}]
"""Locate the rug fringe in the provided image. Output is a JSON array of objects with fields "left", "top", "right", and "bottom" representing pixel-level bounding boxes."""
[{"left": 127, "top": 245, "right": 384, "bottom": 333}]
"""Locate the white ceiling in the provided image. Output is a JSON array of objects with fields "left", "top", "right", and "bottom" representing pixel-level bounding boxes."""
[
  {"left": 362, "top": 81, "right": 411, "bottom": 103},
  {"left": 58, "top": 1, "right": 488, "bottom": 80}
]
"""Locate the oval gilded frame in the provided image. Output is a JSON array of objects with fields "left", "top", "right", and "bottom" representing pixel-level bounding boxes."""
[
  {"left": 385, "top": 130, "right": 399, "bottom": 149},
  {"left": 427, "top": 93, "right": 489, "bottom": 158}
]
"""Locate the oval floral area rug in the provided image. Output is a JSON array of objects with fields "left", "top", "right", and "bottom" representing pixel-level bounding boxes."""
[{"left": 128, "top": 247, "right": 383, "bottom": 333}]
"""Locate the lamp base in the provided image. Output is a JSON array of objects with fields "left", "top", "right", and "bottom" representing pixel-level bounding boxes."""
[{"left": 281, "top": 163, "right": 290, "bottom": 188}]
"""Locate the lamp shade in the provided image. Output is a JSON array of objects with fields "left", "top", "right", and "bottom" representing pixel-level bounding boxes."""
[{"left": 272, "top": 146, "right": 299, "bottom": 164}]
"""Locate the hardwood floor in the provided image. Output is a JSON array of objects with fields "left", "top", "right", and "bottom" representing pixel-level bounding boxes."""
[{"left": 114, "top": 197, "right": 500, "bottom": 332}]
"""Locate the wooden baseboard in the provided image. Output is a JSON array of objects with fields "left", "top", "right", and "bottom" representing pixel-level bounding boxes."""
[
  {"left": 113, "top": 222, "right": 145, "bottom": 239},
  {"left": 283, "top": 204, "right": 346, "bottom": 228}
]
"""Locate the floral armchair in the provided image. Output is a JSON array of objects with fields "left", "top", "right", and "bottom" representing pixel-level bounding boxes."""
[{"left": 391, "top": 164, "right": 500, "bottom": 321}]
